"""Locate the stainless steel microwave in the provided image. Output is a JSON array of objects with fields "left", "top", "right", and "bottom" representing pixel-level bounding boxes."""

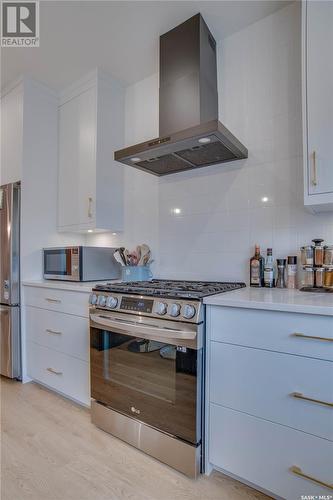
[{"left": 43, "top": 246, "right": 120, "bottom": 282}]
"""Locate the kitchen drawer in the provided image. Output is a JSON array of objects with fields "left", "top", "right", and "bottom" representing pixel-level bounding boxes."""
[
  {"left": 27, "top": 342, "right": 90, "bottom": 406},
  {"left": 24, "top": 286, "right": 89, "bottom": 318},
  {"left": 209, "top": 404, "right": 333, "bottom": 500},
  {"left": 210, "top": 342, "right": 333, "bottom": 441},
  {"left": 208, "top": 306, "right": 333, "bottom": 361},
  {"left": 25, "top": 306, "right": 89, "bottom": 361}
]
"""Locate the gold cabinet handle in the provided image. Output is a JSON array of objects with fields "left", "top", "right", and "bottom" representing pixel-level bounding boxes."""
[
  {"left": 290, "top": 392, "right": 333, "bottom": 408},
  {"left": 46, "top": 367, "right": 63, "bottom": 376},
  {"left": 88, "top": 197, "right": 93, "bottom": 218},
  {"left": 311, "top": 150, "right": 318, "bottom": 186},
  {"left": 46, "top": 329, "right": 62, "bottom": 336},
  {"left": 290, "top": 466, "right": 333, "bottom": 490},
  {"left": 291, "top": 333, "right": 333, "bottom": 342},
  {"left": 45, "top": 298, "right": 61, "bottom": 304}
]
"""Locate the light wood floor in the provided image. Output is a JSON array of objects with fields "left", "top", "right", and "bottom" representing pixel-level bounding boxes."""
[{"left": 1, "top": 378, "right": 270, "bottom": 500}]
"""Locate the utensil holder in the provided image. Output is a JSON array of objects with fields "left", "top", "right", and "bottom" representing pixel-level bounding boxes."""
[{"left": 121, "top": 265, "right": 153, "bottom": 282}]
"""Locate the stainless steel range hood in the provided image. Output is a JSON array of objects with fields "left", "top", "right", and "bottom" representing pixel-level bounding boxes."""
[{"left": 115, "top": 13, "right": 248, "bottom": 176}]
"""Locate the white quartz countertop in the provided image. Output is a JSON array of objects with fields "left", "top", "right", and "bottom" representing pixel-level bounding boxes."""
[
  {"left": 203, "top": 287, "right": 333, "bottom": 316},
  {"left": 22, "top": 280, "right": 119, "bottom": 293}
]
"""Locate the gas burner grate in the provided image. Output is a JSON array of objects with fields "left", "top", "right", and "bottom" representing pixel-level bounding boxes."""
[{"left": 94, "top": 280, "right": 246, "bottom": 300}]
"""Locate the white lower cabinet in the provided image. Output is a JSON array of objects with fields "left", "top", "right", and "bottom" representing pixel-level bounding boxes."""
[
  {"left": 207, "top": 305, "right": 333, "bottom": 499},
  {"left": 209, "top": 306, "right": 333, "bottom": 361},
  {"left": 24, "top": 284, "right": 90, "bottom": 406},
  {"left": 210, "top": 404, "right": 333, "bottom": 500},
  {"left": 27, "top": 342, "right": 89, "bottom": 406},
  {"left": 210, "top": 342, "right": 333, "bottom": 441},
  {"left": 24, "top": 285, "right": 89, "bottom": 317},
  {"left": 25, "top": 307, "right": 89, "bottom": 362}
]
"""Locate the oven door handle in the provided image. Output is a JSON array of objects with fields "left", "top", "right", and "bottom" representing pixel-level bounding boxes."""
[{"left": 90, "top": 313, "right": 197, "bottom": 340}]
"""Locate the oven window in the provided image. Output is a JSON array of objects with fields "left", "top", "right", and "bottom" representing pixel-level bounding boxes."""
[
  {"left": 44, "top": 249, "right": 71, "bottom": 276},
  {"left": 90, "top": 328, "right": 201, "bottom": 445}
]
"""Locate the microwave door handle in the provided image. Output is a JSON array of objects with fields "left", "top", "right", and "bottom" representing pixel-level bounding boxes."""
[{"left": 89, "top": 314, "right": 197, "bottom": 341}]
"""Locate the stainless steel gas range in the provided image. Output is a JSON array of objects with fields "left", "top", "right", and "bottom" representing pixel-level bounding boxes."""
[{"left": 89, "top": 280, "right": 245, "bottom": 477}]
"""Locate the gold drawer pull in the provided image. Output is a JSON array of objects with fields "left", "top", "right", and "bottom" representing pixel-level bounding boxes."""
[
  {"left": 45, "top": 298, "right": 61, "bottom": 304},
  {"left": 46, "top": 367, "right": 63, "bottom": 376},
  {"left": 88, "top": 197, "right": 93, "bottom": 218},
  {"left": 292, "top": 333, "right": 333, "bottom": 342},
  {"left": 311, "top": 150, "right": 318, "bottom": 186},
  {"left": 290, "top": 392, "right": 333, "bottom": 408},
  {"left": 46, "top": 329, "right": 62, "bottom": 335},
  {"left": 290, "top": 466, "right": 333, "bottom": 490}
]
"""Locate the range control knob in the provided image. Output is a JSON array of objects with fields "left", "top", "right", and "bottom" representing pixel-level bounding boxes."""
[
  {"left": 182, "top": 304, "right": 196, "bottom": 320},
  {"left": 97, "top": 295, "right": 107, "bottom": 307},
  {"left": 156, "top": 302, "right": 168, "bottom": 315},
  {"left": 89, "top": 293, "right": 98, "bottom": 305},
  {"left": 106, "top": 296, "right": 118, "bottom": 309},
  {"left": 170, "top": 303, "right": 181, "bottom": 317}
]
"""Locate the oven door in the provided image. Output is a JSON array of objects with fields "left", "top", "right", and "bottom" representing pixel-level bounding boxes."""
[
  {"left": 43, "top": 247, "right": 80, "bottom": 280},
  {"left": 90, "top": 311, "right": 202, "bottom": 445}
]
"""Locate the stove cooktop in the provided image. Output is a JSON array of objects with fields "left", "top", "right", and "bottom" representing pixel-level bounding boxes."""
[{"left": 94, "top": 280, "right": 246, "bottom": 300}]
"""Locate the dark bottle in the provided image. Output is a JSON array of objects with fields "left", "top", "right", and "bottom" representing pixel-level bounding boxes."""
[{"left": 250, "top": 244, "right": 264, "bottom": 287}]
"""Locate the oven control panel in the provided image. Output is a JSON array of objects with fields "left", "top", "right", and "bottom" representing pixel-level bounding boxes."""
[
  {"left": 89, "top": 292, "right": 202, "bottom": 323},
  {"left": 120, "top": 297, "right": 154, "bottom": 313}
]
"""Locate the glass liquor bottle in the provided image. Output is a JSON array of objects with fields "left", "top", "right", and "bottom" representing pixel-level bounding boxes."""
[
  {"left": 250, "top": 245, "right": 264, "bottom": 287},
  {"left": 264, "top": 248, "right": 275, "bottom": 288}
]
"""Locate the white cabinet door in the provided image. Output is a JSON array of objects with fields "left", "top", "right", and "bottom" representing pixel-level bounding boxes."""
[
  {"left": 210, "top": 342, "right": 333, "bottom": 441},
  {"left": 77, "top": 87, "right": 96, "bottom": 226},
  {"left": 304, "top": 1, "right": 333, "bottom": 209},
  {"left": 0, "top": 86, "right": 23, "bottom": 185},
  {"left": 58, "top": 87, "right": 96, "bottom": 229},
  {"left": 57, "top": 71, "right": 124, "bottom": 232},
  {"left": 27, "top": 341, "right": 90, "bottom": 406},
  {"left": 209, "top": 404, "right": 333, "bottom": 500},
  {"left": 58, "top": 95, "right": 81, "bottom": 228}
]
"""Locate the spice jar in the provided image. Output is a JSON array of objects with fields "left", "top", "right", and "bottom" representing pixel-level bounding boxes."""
[
  {"left": 287, "top": 256, "right": 297, "bottom": 289},
  {"left": 314, "top": 268, "right": 325, "bottom": 288},
  {"left": 302, "top": 267, "right": 314, "bottom": 288},
  {"left": 324, "top": 267, "right": 333, "bottom": 288},
  {"left": 312, "top": 239, "right": 324, "bottom": 266},
  {"left": 324, "top": 246, "right": 333, "bottom": 267},
  {"left": 300, "top": 246, "right": 314, "bottom": 266}
]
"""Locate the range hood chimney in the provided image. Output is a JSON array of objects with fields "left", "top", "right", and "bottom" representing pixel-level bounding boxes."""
[{"left": 115, "top": 13, "right": 248, "bottom": 176}]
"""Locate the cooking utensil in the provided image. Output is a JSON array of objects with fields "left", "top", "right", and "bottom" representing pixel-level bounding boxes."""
[
  {"left": 138, "top": 244, "right": 150, "bottom": 265},
  {"left": 123, "top": 249, "right": 131, "bottom": 266},
  {"left": 113, "top": 249, "right": 125, "bottom": 266},
  {"left": 136, "top": 245, "right": 142, "bottom": 264},
  {"left": 119, "top": 247, "right": 127, "bottom": 266}
]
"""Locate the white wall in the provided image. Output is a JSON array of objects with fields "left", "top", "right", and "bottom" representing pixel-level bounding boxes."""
[
  {"left": 157, "top": 2, "right": 333, "bottom": 281},
  {"left": 86, "top": 74, "right": 159, "bottom": 272}
]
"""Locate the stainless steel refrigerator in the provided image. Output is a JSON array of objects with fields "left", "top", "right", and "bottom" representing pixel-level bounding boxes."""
[{"left": 0, "top": 182, "right": 21, "bottom": 379}]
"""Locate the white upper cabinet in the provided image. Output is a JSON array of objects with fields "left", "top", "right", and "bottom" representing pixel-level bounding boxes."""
[
  {"left": 0, "top": 83, "right": 23, "bottom": 185},
  {"left": 303, "top": 1, "right": 333, "bottom": 212},
  {"left": 58, "top": 70, "right": 125, "bottom": 233}
]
